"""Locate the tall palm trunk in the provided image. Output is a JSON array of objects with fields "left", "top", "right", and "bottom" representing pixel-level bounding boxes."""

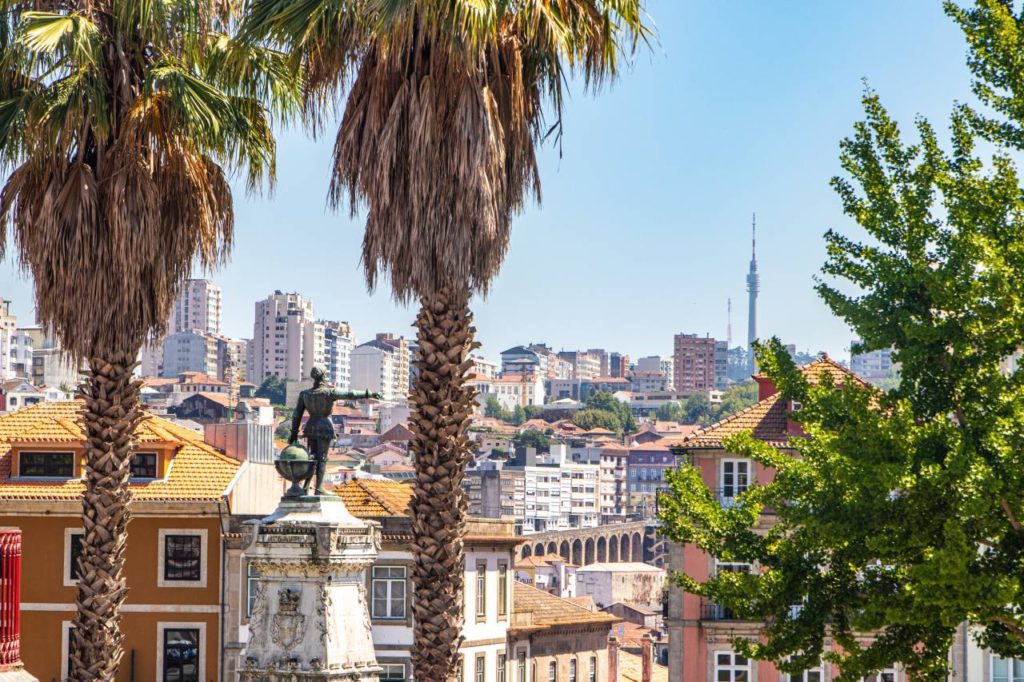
[
  {"left": 409, "top": 289, "right": 477, "bottom": 682},
  {"left": 69, "top": 350, "right": 143, "bottom": 682}
]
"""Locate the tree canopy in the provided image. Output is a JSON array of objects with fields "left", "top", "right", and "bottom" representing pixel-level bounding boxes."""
[
  {"left": 583, "top": 390, "right": 636, "bottom": 432},
  {"left": 513, "top": 429, "right": 551, "bottom": 453},
  {"left": 659, "top": 2, "right": 1024, "bottom": 677},
  {"left": 572, "top": 408, "right": 622, "bottom": 433},
  {"left": 256, "top": 374, "right": 287, "bottom": 406}
]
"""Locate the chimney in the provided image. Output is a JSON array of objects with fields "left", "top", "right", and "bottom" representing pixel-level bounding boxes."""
[
  {"left": 641, "top": 634, "right": 653, "bottom": 682},
  {"left": 608, "top": 635, "right": 619, "bottom": 682}
]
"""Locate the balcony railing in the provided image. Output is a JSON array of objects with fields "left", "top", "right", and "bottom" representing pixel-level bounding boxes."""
[
  {"left": 713, "top": 487, "right": 748, "bottom": 508},
  {"left": 700, "top": 600, "right": 740, "bottom": 621}
]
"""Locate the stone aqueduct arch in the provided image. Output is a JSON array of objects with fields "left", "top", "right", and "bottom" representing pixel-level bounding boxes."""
[{"left": 516, "top": 521, "right": 662, "bottom": 567}]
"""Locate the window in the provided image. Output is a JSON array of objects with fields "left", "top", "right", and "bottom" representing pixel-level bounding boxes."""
[
  {"left": 380, "top": 663, "right": 407, "bottom": 680},
  {"left": 131, "top": 452, "right": 158, "bottom": 479},
  {"left": 476, "top": 655, "right": 486, "bottom": 682},
  {"left": 862, "top": 671, "right": 896, "bottom": 682},
  {"left": 715, "top": 560, "right": 752, "bottom": 576},
  {"left": 63, "top": 528, "right": 86, "bottom": 586},
  {"left": 372, "top": 566, "right": 407, "bottom": 619},
  {"left": 589, "top": 657, "right": 596, "bottom": 682},
  {"left": 715, "top": 651, "right": 749, "bottom": 681},
  {"left": 570, "top": 658, "right": 577, "bottom": 682},
  {"left": 720, "top": 459, "right": 750, "bottom": 502},
  {"left": 19, "top": 451, "right": 74, "bottom": 477},
  {"left": 786, "top": 660, "right": 823, "bottom": 682},
  {"left": 476, "top": 562, "right": 487, "bottom": 618},
  {"left": 498, "top": 653, "right": 507, "bottom": 682},
  {"left": 548, "top": 661, "right": 558, "bottom": 682},
  {"left": 518, "top": 650, "right": 527, "bottom": 682},
  {"left": 164, "top": 535, "right": 201, "bottom": 581},
  {"left": 61, "top": 621, "right": 74, "bottom": 681},
  {"left": 162, "top": 627, "right": 200, "bottom": 682},
  {"left": 498, "top": 561, "right": 509, "bottom": 616},
  {"left": 994, "top": 657, "right": 1024, "bottom": 682},
  {"left": 246, "top": 562, "right": 260, "bottom": 618}
]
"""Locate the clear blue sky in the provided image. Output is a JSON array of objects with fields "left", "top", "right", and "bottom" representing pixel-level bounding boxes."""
[{"left": 0, "top": 1, "right": 977, "bottom": 363}]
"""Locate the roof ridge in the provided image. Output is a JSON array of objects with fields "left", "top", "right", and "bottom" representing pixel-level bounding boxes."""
[{"left": 682, "top": 393, "right": 781, "bottom": 442}]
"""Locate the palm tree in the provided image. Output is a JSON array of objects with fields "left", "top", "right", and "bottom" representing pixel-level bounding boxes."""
[
  {"left": 0, "top": 2, "right": 296, "bottom": 679},
  {"left": 243, "top": 3, "right": 650, "bottom": 680}
]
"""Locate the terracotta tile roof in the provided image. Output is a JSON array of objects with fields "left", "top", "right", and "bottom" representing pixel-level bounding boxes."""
[
  {"left": 513, "top": 582, "right": 619, "bottom": 629},
  {"left": 514, "top": 553, "right": 575, "bottom": 569},
  {"left": 188, "top": 391, "right": 232, "bottom": 407},
  {"left": 682, "top": 357, "right": 868, "bottom": 450},
  {"left": 0, "top": 400, "right": 240, "bottom": 501},
  {"left": 334, "top": 479, "right": 414, "bottom": 517},
  {"left": 681, "top": 394, "right": 789, "bottom": 449}
]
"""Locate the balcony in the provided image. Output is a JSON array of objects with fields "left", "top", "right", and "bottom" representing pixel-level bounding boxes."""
[
  {"left": 700, "top": 600, "right": 741, "bottom": 621},
  {"left": 713, "top": 487, "right": 747, "bottom": 508}
]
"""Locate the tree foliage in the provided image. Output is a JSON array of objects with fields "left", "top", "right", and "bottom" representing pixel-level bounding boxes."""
[
  {"left": 660, "top": 3, "right": 1024, "bottom": 674},
  {"left": 513, "top": 429, "right": 551, "bottom": 453},
  {"left": 584, "top": 390, "right": 636, "bottom": 432},
  {"left": 256, "top": 374, "right": 287, "bottom": 406},
  {"left": 572, "top": 408, "right": 622, "bottom": 433}
]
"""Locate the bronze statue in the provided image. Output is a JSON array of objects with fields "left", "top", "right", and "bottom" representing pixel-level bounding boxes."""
[{"left": 288, "top": 367, "right": 372, "bottom": 496}]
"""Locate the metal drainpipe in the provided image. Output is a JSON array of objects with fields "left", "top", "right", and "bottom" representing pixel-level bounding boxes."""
[{"left": 217, "top": 497, "right": 230, "bottom": 682}]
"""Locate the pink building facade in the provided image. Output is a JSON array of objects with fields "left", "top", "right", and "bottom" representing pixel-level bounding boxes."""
[{"left": 665, "top": 358, "right": 907, "bottom": 682}]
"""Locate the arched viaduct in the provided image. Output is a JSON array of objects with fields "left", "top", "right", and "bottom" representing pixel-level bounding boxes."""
[{"left": 516, "top": 521, "right": 668, "bottom": 568}]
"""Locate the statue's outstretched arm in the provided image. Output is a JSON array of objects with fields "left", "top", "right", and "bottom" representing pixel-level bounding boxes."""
[
  {"left": 330, "top": 389, "right": 380, "bottom": 401},
  {"left": 289, "top": 395, "right": 305, "bottom": 444}
]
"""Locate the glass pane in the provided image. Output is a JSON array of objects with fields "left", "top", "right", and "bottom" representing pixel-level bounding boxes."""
[
  {"left": 391, "top": 580, "right": 406, "bottom": 618},
  {"left": 717, "top": 672, "right": 731, "bottom": 682},
  {"left": 1014, "top": 659, "right": 1024, "bottom": 679},
  {"left": 735, "top": 672, "right": 748, "bottom": 682},
  {"left": 808, "top": 673, "right": 822, "bottom": 682},
  {"left": 717, "top": 653, "right": 731, "bottom": 665},
  {"left": 995, "top": 659, "right": 1010, "bottom": 682},
  {"left": 163, "top": 628, "right": 199, "bottom": 682},
  {"left": 735, "top": 655, "right": 747, "bottom": 665}
]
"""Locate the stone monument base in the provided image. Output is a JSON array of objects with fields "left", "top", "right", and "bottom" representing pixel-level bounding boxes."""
[{"left": 239, "top": 496, "right": 381, "bottom": 682}]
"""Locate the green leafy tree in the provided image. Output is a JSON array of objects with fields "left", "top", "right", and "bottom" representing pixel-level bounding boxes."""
[
  {"left": 660, "top": 78, "right": 1024, "bottom": 680},
  {"left": 510, "top": 404, "right": 527, "bottom": 426},
  {"left": 484, "top": 395, "right": 508, "bottom": 421},
  {"left": 656, "top": 401, "right": 684, "bottom": 423},
  {"left": 712, "top": 381, "right": 759, "bottom": 421},
  {"left": 256, "top": 374, "right": 287, "bottom": 406},
  {"left": 524, "top": 404, "right": 544, "bottom": 420},
  {"left": 573, "top": 408, "right": 622, "bottom": 433},
  {"left": 513, "top": 429, "right": 551, "bottom": 453},
  {"left": 586, "top": 390, "right": 636, "bottom": 432},
  {"left": 682, "top": 393, "right": 712, "bottom": 424}
]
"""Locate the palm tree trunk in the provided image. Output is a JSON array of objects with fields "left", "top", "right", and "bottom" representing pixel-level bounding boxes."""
[
  {"left": 409, "top": 289, "right": 478, "bottom": 682},
  {"left": 69, "top": 351, "right": 143, "bottom": 682}
]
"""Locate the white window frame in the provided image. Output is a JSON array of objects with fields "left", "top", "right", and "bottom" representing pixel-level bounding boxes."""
[
  {"left": 157, "top": 528, "right": 208, "bottom": 589},
  {"left": 476, "top": 561, "right": 487, "bottom": 619},
  {"left": 548, "top": 660, "right": 557, "bottom": 682},
  {"left": 862, "top": 668, "right": 897, "bottom": 682},
  {"left": 714, "top": 558, "right": 752, "bottom": 576},
  {"left": 63, "top": 527, "right": 84, "bottom": 587},
  {"left": 245, "top": 561, "right": 260, "bottom": 618},
  {"left": 992, "top": 655, "right": 1024, "bottom": 682},
  {"left": 156, "top": 621, "right": 207, "bottom": 682},
  {"left": 783, "top": 658, "right": 824, "bottom": 682},
  {"left": 715, "top": 650, "right": 750, "bottom": 682},
  {"left": 720, "top": 458, "right": 751, "bottom": 504},
  {"left": 371, "top": 565, "right": 408, "bottom": 620},
  {"left": 61, "top": 620, "right": 73, "bottom": 681},
  {"left": 380, "top": 662, "right": 408, "bottom": 681}
]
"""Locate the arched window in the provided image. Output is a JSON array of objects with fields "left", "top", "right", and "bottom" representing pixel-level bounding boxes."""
[
  {"left": 588, "top": 656, "right": 597, "bottom": 682},
  {"left": 548, "top": 660, "right": 557, "bottom": 682},
  {"left": 569, "top": 658, "right": 577, "bottom": 682}
]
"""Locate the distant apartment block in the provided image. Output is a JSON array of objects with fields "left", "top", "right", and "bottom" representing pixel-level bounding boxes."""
[
  {"left": 350, "top": 335, "right": 410, "bottom": 403},
  {"left": 491, "top": 373, "right": 545, "bottom": 409},
  {"left": 0, "top": 301, "right": 15, "bottom": 381},
  {"left": 558, "top": 350, "right": 602, "bottom": 381},
  {"left": 850, "top": 342, "right": 896, "bottom": 380},
  {"left": 609, "top": 352, "right": 630, "bottom": 378},
  {"left": 171, "top": 278, "right": 222, "bottom": 335},
  {"left": 673, "top": 334, "right": 718, "bottom": 393},
  {"left": 250, "top": 291, "right": 323, "bottom": 383},
  {"left": 322, "top": 321, "right": 356, "bottom": 391}
]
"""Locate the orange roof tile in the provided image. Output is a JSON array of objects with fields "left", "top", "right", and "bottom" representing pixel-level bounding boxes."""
[
  {"left": 0, "top": 401, "right": 240, "bottom": 501},
  {"left": 513, "top": 582, "right": 619, "bottom": 629},
  {"left": 334, "top": 479, "right": 414, "bottom": 517}
]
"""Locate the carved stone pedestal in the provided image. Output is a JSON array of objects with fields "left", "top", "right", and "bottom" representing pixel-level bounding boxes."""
[{"left": 239, "top": 496, "right": 381, "bottom": 681}]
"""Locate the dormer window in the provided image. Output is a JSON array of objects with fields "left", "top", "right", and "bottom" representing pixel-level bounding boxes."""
[
  {"left": 131, "top": 452, "right": 158, "bottom": 479},
  {"left": 18, "top": 451, "right": 75, "bottom": 478}
]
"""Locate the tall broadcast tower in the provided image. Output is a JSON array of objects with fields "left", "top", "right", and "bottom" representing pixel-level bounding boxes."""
[{"left": 746, "top": 214, "right": 760, "bottom": 373}]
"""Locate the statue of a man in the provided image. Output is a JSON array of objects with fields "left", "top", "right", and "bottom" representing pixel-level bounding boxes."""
[{"left": 288, "top": 367, "right": 370, "bottom": 496}]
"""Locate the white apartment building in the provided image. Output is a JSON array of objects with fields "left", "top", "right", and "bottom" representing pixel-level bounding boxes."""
[
  {"left": 470, "top": 356, "right": 500, "bottom": 381},
  {"left": 498, "top": 445, "right": 600, "bottom": 534},
  {"left": 171, "top": 279, "right": 222, "bottom": 335},
  {"left": 322, "top": 320, "right": 356, "bottom": 391},
  {"left": 850, "top": 342, "right": 897, "bottom": 380},
  {"left": 0, "top": 301, "right": 16, "bottom": 381},
  {"left": 250, "top": 291, "right": 324, "bottom": 383},
  {"left": 161, "top": 330, "right": 219, "bottom": 378},
  {"left": 350, "top": 337, "right": 410, "bottom": 403}
]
